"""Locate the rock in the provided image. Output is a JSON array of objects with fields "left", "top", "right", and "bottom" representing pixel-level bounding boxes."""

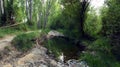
[
  {"left": 16, "top": 47, "right": 60, "bottom": 67},
  {"left": 48, "top": 30, "right": 64, "bottom": 36},
  {"left": 0, "top": 45, "right": 89, "bottom": 67},
  {"left": 67, "top": 59, "right": 89, "bottom": 67},
  {"left": 17, "top": 47, "right": 47, "bottom": 65},
  {"left": 3, "top": 64, "right": 12, "bottom": 67},
  {"left": 31, "top": 47, "right": 47, "bottom": 55},
  {"left": 47, "top": 30, "right": 64, "bottom": 39}
]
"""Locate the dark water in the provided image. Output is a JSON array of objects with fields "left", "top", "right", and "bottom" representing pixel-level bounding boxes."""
[{"left": 44, "top": 37, "right": 86, "bottom": 61}]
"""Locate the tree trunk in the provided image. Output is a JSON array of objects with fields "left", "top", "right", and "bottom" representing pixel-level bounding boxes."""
[
  {"left": 2, "top": 0, "right": 5, "bottom": 14},
  {"left": 29, "top": 0, "right": 32, "bottom": 22},
  {"left": 0, "top": 0, "right": 1, "bottom": 16},
  {"left": 37, "top": 12, "right": 42, "bottom": 29},
  {"left": 1, "top": 0, "right": 7, "bottom": 26},
  {"left": 43, "top": 0, "right": 52, "bottom": 29},
  {"left": 80, "top": 0, "right": 90, "bottom": 38},
  {"left": 26, "top": 0, "right": 29, "bottom": 21}
]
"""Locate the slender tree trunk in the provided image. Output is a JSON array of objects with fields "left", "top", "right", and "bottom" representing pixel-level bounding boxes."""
[
  {"left": 26, "top": 0, "right": 29, "bottom": 20},
  {"left": 43, "top": 0, "right": 52, "bottom": 29},
  {"left": 43, "top": 6, "right": 46, "bottom": 28},
  {"left": 0, "top": 0, "right": 1, "bottom": 25},
  {"left": 37, "top": 12, "right": 42, "bottom": 29},
  {"left": 80, "top": 0, "right": 89, "bottom": 38},
  {"left": 26, "top": 0, "right": 33, "bottom": 24},
  {"left": 1, "top": 0, "right": 7, "bottom": 26},
  {"left": 2, "top": 0, "right": 5, "bottom": 14},
  {"left": 29, "top": 0, "right": 32, "bottom": 22},
  {"left": 0, "top": 0, "right": 1, "bottom": 16}
]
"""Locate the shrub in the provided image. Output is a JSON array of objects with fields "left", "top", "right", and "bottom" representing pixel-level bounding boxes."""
[
  {"left": 12, "top": 32, "right": 39, "bottom": 51},
  {"left": 80, "top": 37, "right": 120, "bottom": 67},
  {"left": 80, "top": 52, "right": 120, "bottom": 67},
  {"left": 87, "top": 37, "right": 111, "bottom": 52}
]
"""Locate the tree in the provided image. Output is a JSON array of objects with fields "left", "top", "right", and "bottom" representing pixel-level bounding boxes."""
[
  {"left": 0, "top": 0, "right": 17, "bottom": 26},
  {"left": 79, "top": 0, "right": 90, "bottom": 38},
  {"left": 50, "top": 0, "right": 90, "bottom": 39},
  {"left": 25, "top": 0, "right": 33, "bottom": 24},
  {"left": 101, "top": 0, "right": 120, "bottom": 61},
  {"left": 0, "top": 0, "right": 7, "bottom": 26}
]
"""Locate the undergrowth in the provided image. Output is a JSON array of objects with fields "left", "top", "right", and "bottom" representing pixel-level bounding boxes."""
[
  {"left": 12, "top": 32, "right": 39, "bottom": 51},
  {"left": 80, "top": 37, "right": 120, "bottom": 67}
]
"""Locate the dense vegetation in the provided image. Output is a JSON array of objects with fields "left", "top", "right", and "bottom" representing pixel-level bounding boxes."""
[
  {"left": 0, "top": 0, "right": 120, "bottom": 67},
  {"left": 12, "top": 32, "right": 39, "bottom": 51}
]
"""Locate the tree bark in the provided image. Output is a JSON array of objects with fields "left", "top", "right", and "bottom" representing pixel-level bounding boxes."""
[
  {"left": 43, "top": 0, "right": 52, "bottom": 28},
  {"left": 0, "top": 0, "right": 1, "bottom": 16},
  {"left": 26, "top": 0, "right": 29, "bottom": 20},
  {"left": 37, "top": 12, "right": 42, "bottom": 29},
  {"left": 80, "top": 0, "right": 90, "bottom": 38},
  {"left": 29, "top": 0, "right": 32, "bottom": 22}
]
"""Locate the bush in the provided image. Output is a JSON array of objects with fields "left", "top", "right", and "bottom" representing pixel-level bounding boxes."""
[
  {"left": 12, "top": 32, "right": 39, "bottom": 51},
  {"left": 80, "top": 52, "right": 120, "bottom": 67},
  {"left": 80, "top": 37, "right": 120, "bottom": 67},
  {"left": 87, "top": 37, "right": 111, "bottom": 52}
]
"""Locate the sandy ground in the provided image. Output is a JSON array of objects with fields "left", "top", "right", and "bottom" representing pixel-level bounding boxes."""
[{"left": 0, "top": 35, "right": 16, "bottom": 51}]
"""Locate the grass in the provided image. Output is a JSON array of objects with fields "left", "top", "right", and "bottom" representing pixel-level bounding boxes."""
[
  {"left": 0, "top": 28, "right": 24, "bottom": 38},
  {"left": 12, "top": 32, "right": 39, "bottom": 51},
  {"left": 0, "top": 23, "right": 44, "bottom": 38}
]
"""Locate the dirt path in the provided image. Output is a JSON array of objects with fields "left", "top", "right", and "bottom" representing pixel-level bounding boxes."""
[
  {"left": 0, "top": 30, "right": 41, "bottom": 51},
  {"left": 0, "top": 35, "right": 16, "bottom": 51}
]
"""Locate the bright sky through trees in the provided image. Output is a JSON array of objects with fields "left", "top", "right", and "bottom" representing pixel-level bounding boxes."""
[
  {"left": 90, "top": 0, "right": 105, "bottom": 14},
  {"left": 90, "top": 0, "right": 105, "bottom": 8}
]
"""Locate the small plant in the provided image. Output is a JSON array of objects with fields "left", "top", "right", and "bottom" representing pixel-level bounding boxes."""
[{"left": 12, "top": 32, "right": 39, "bottom": 51}]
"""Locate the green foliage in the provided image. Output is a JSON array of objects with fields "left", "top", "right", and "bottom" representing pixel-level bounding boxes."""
[
  {"left": 16, "top": 23, "right": 29, "bottom": 31},
  {"left": 0, "top": 28, "right": 23, "bottom": 38},
  {"left": 49, "top": 0, "right": 87, "bottom": 39},
  {"left": 81, "top": 51, "right": 120, "bottom": 67},
  {"left": 88, "top": 37, "right": 111, "bottom": 52},
  {"left": 12, "top": 32, "right": 39, "bottom": 51},
  {"left": 84, "top": 8, "right": 102, "bottom": 37},
  {"left": 101, "top": 0, "right": 120, "bottom": 61},
  {"left": 81, "top": 37, "right": 120, "bottom": 67}
]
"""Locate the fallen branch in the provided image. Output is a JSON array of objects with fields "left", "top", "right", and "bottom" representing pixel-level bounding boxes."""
[{"left": 0, "top": 22, "right": 26, "bottom": 29}]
